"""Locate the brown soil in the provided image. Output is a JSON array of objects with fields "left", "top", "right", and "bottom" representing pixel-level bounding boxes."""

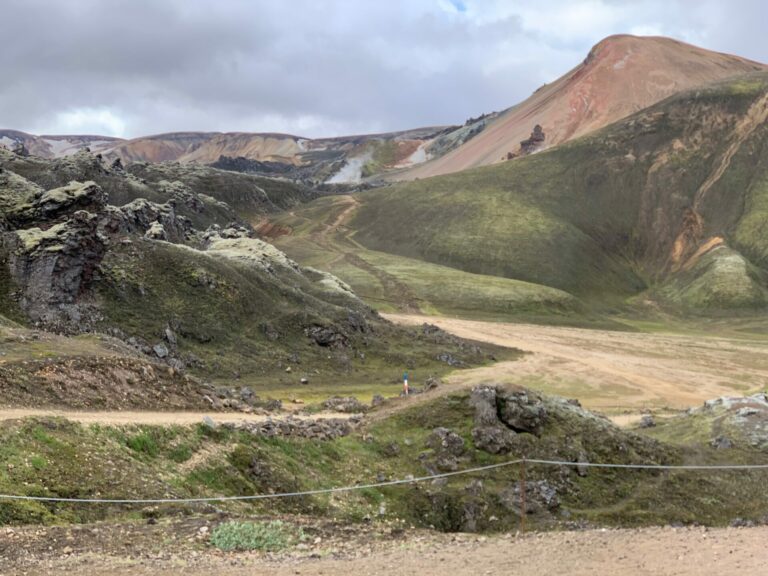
[
  {"left": 383, "top": 314, "right": 768, "bottom": 412},
  {"left": 2, "top": 519, "right": 766, "bottom": 576},
  {"left": 0, "top": 408, "right": 351, "bottom": 425}
]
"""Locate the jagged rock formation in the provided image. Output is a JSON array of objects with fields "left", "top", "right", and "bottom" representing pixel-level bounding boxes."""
[
  {"left": 519, "top": 125, "right": 546, "bottom": 155},
  {"left": 503, "top": 125, "right": 546, "bottom": 160},
  {"left": 469, "top": 386, "right": 548, "bottom": 454},
  {"left": 1, "top": 147, "right": 495, "bottom": 391},
  {"left": 0, "top": 173, "right": 197, "bottom": 330},
  {"left": 6, "top": 209, "right": 105, "bottom": 328}
]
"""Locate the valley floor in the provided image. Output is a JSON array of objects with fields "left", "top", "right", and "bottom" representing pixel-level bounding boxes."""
[
  {"left": 4, "top": 521, "right": 766, "bottom": 576},
  {"left": 385, "top": 314, "right": 768, "bottom": 413}
]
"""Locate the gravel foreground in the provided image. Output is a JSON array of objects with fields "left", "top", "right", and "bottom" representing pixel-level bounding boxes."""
[{"left": 3, "top": 519, "right": 767, "bottom": 576}]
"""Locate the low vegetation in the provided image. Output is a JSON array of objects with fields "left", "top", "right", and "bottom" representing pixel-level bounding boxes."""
[
  {"left": 210, "top": 520, "right": 303, "bottom": 551},
  {"left": 1, "top": 388, "right": 767, "bottom": 530}
]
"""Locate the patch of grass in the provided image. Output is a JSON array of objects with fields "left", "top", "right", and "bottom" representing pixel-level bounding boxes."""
[
  {"left": 126, "top": 432, "right": 159, "bottom": 458},
  {"left": 168, "top": 444, "right": 194, "bottom": 463},
  {"left": 29, "top": 455, "right": 47, "bottom": 470},
  {"left": 210, "top": 520, "right": 303, "bottom": 552}
]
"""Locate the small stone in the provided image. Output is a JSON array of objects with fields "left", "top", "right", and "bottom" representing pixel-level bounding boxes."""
[
  {"left": 639, "top": 415, "right": 656, "bottom": 428},
  {"left": 153, "top": 343, "right": 169, "bottom": 359},
  {"left": 711, "top": 435, "right": 733, "bottom": 450},
  {"left": 202, "top": 416, "right": 217, "bottom": 430},
  {"left": 164, "top": 327, "right": 177, "bottom": 346}
]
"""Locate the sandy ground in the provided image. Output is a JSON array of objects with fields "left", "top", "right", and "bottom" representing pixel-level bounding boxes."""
[
  {"left": 5, "top": 314, "right": 766, "bottom": 426},
  {"left": 385, "top": 314, "right": 768, "bottom": 412},
  {"left": 0, "top": 408, "right": 350, "bottom": 425},
  {"left": 4, "top": 524, "right": 767, "bottom": 576}
]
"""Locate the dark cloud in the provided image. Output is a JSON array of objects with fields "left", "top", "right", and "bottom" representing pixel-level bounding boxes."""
[{"left": 0, "top": 0, "right": 766, "bottom": 138}]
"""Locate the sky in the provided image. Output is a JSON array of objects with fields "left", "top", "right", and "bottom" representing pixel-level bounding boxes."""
[{"left": 1, "top": 0, "right": 767, "bottom": 139}]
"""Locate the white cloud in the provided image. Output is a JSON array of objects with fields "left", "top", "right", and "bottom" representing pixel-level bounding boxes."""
[
  {"left": 629, "top": 24, "right": 663, "bottom": 37},
  {"left": 1, "top": 0, "right": 766, "bottom": 138},
  {"left": 48, "top": 107, "right": 127, "bottom": 137}
]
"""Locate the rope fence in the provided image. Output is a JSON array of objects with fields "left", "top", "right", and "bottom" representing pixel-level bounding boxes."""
[{"left": 2, "top": 457, "right": 767, "bottom": 505}]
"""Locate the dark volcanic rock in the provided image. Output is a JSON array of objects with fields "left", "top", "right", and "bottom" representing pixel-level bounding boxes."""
[
  {"left": 232, "top": 415, "right": 360, "bottom": 440},
  {"left": 322, "top": 396, "right": 367, "bottom": 413},
  {"left": 103, "top": 197, "right": 191, "bottom": 243},
  {"left": 520, "top": 124, "right": 545, "bottom": 155},
  {"left": 497, "top": 389, "right": 548, "bottom": 435},
  {"left": 306, "top": 325, "right": 349, "bottom": 348},
  {"left": 426, "top": 427, "right": 466, "bottom": 457},
  {"left": 471, "top": 425, "right": 516, "bottom": 455},
  {"left": 639, "top": 414, "right": 656, "bottom": 428},
  {"left": 5, "top": 210, "right": 106, "bottom": 328},
  {"left": 8, "top": 180, "right": 107, "bottom": 227},
  {"left": 424, "top": 427, "right": 467, "bottom": 472},
  {"left": 470, "top": 386, "right": 501, "bottom": 427},
  {"left": 711, "top": 435, "right": 733, "bottom": 450},
  {"left": 468, "top": 385, "right": 548, "bottom": 453}
]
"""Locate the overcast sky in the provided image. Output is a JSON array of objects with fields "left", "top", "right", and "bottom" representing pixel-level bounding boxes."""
[{"left": 1, "top": 0, "right": 767, "bottom": 139}]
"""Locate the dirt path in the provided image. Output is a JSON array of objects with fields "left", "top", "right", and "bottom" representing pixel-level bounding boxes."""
[
  {"left": 384, "top": 314, "right": 768, "bottom": 412},
  {"left": 284, "top": 195, "right": 422, "bottom": 312},
  {"left": 5, "top": 524, "right": 767, "bottom": 576},
  {"left": 326, "top": 195, "right": 360, "bottom": 233},
  {"left": 0, "top": 409, "right": 351, "bottom": 425}
]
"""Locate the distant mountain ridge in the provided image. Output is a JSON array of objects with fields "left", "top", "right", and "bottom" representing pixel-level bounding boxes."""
[
  {"left": 3, "top": 35, "right": 766, "bottom": 184},
  {"left": 0, "top": 129, "right": 122, "bottom": 158},
  {"left": 0, "top": 126, "right": 452, "bottom": 183},
  {"left": 396, "top": 34, "right": 767, "bottom": 179}
]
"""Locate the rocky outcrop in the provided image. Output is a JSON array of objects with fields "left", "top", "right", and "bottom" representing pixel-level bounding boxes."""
[
  {"left": 230, "top": 415, "right": 361, "bottom": 440},
  {"left": 0, "top": 172, "right": 194, "bottom": 330},
  {"left": 102, "top": 197, "right": 191, "bottom": 243},
  {"left": 7, "top": 181, "right": 106, "bottom": 227},
  {"left": 5, "top": 210, "right": 106, "bottom": 328},
  {"left": 423, "top": 427, "right": 467, "bottom": 472},
  {"left": 322, "top": 396, "right": 368, "bottom": 413},
  {"left": 469, "top": 385, "right": 549, "bottom": 454},
  {"left": 519, "top": 124, "right": 545, "bottom": 155},
  {"left": 12, "top": 141, "right": 29, "bottom": 157},
  {"left": 306, "top": 325, "right": 350, "bottom": 349},
  {"left": 498, "top": 388, "right": 548, "bottom": 435}
]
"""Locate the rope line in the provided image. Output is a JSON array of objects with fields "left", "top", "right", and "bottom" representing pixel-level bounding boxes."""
[
  {"left": 0, "top": 459, "right": 524, "bottom": 504},
  {"left": 525, "top": 459, "right": 768, "bottom": 470},
  {"left": 2, "top": 457, "right": 767, "bottom": 505}
]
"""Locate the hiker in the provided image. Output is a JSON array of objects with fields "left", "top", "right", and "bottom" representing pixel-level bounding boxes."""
[{"left": 403, "top": 371, "right": 409, "bottom": 396}]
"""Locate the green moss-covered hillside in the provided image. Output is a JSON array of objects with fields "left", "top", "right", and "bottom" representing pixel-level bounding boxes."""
[{"left": 345, "top": 74, "right": 768, "bottom": 313}]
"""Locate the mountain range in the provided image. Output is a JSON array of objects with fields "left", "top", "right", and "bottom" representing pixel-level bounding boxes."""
[{"left": 4, "top": 35, "right": 765, "bottom": 185}]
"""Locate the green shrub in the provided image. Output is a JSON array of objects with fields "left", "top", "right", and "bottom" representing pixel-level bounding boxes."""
[
  {"left": 209, "top": 520, "right": 302, "bottom": 552},
  {"left": 168, "top": 444, "right": 193, "bottom": 463},
  {"left": 126, "top": 432, "right": 158, "bottom": 457}
]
